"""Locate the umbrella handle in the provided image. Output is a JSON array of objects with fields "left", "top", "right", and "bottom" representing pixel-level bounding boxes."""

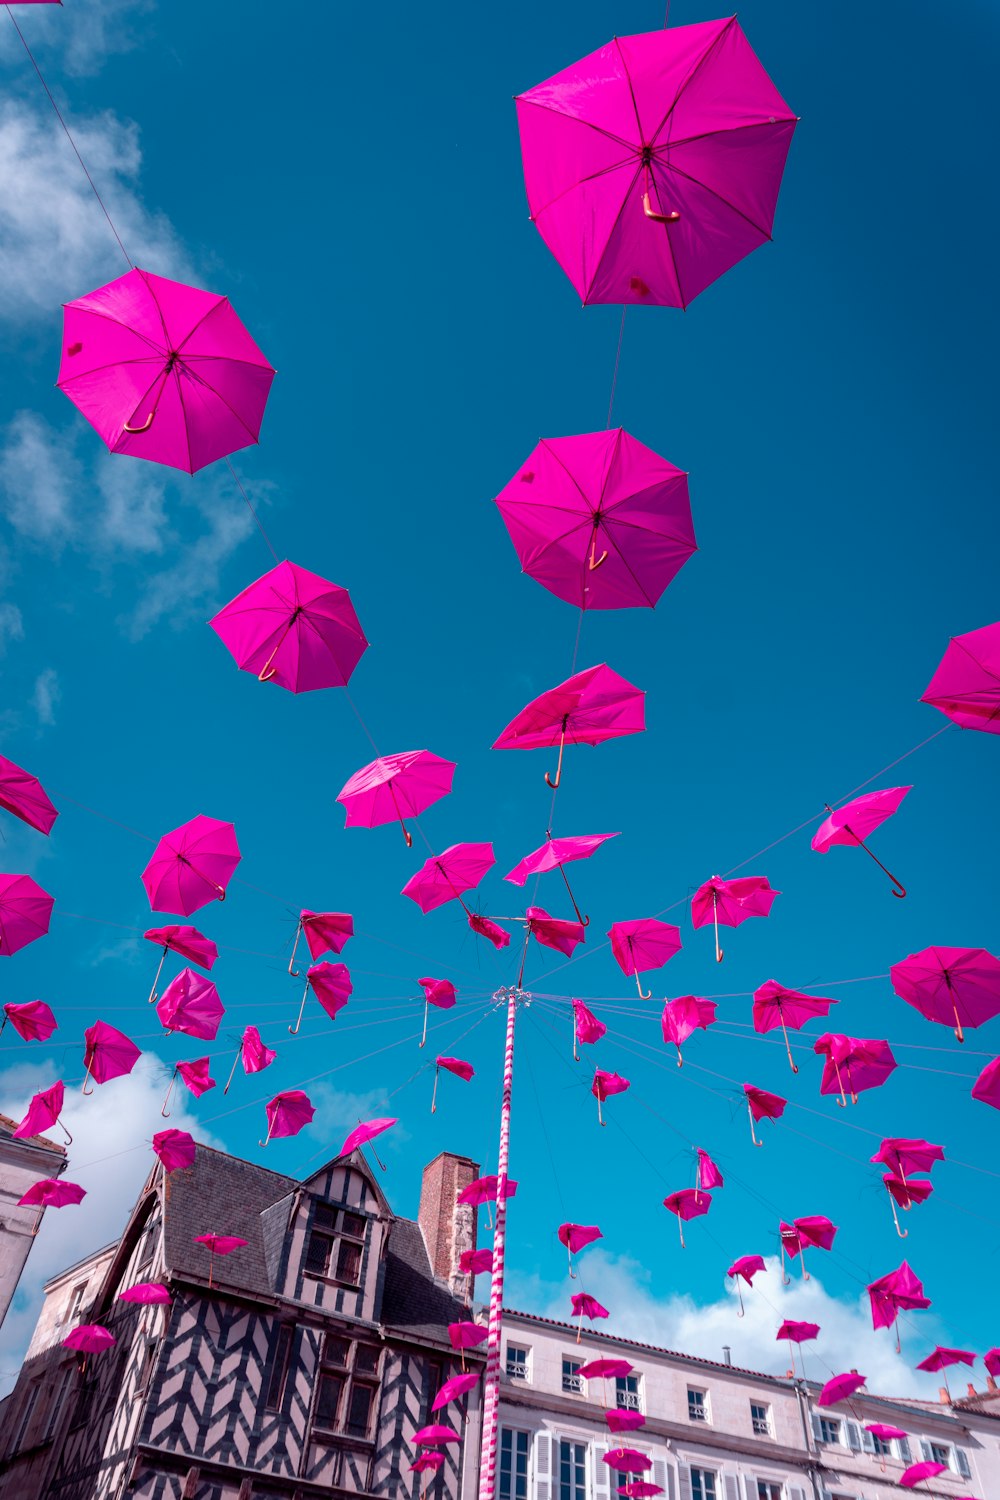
[
  {"left": 148, "top": 948, "right": 168, "bottom": 1004},
  {"left": 712, "top": 893, "right": 723, "bottom": 963},
  {"left": 847, "top": 825, "right": 907, "bottom": 898},
  {"left": 634, "top": 971, "right": 652, "bottom": 1001},
  {"left": 747, "top": 1103, "right": 762, "bottom": 1148},
  {"left": 419, "top": 997, "right": 428, "bottom": 1049},
  {"left": 568, "top": 1246, "right": 577, "bottom": 1280},
  {"left": 832, "top": 1057, "right": 848, "bottom": 1108},
  {"left": 677, "top": 1215, "right": 686, "bottom": 1250},
  {"left": 800, "top": 1245, "right": 810, "bottom": 1282},
  {"left": 287, "top": 921, "right": 304, "bottom": 979},
  {"left": 223, "top": 1044, "right": 241, "bottom": 1095},
  {"left": 59, "top": 1120, "right": 73, "bottom": 1146},
  {"left": 161, "top": 1069, "right": 177, "bottom": 1119},
  {"left": 288, "top": 976, "right": 309, "bottom": 1035},
  {"left": 588, "top": 541, "right": 608, "bottom": 571},
  {"left": 123, "top": 410, "right": 155, "bottom": 434},
  {"left": 259, "top": 1115, "right": 274, "bottom": 1149},
  {"left": 780, "top": 1240, "right": 790, "bottom": 1286},
  {"left": 556, "top": 860, "right": 589, "bottom": 927},
  {"left": 736, "top": 1283, "right": 745, "bottom": 1318},
  {"left": 0, "top": 1014, "right": 6, "bottom": 1038},
  {"left": 81, "top": 1057, "right": 95, "bottom": 1096},
  {"left": 779, "top": 1012, "right": 799, "bottom": 1074},
  {"left": 888, "top": 1189, "right": 908, "bottom": 1239},
  {"left": 545, "top": 727, "right": 566, "bottom": 790},
  {"left": 431, "top": 1067, "right": 439, "bottom": 1115},
  {"left": 676, "top": 1047, "right": 683, "bottom": 1069},
  {"left": 642, "top": 190, "right": 681, "bottom": 224}
]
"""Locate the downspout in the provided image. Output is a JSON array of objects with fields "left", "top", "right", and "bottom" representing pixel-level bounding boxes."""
[{"left": 795, "top": 1378, "right": 823, "bottom": 1500}]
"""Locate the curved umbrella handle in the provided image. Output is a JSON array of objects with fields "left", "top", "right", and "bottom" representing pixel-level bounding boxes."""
[
  {"left": 888, "top": 1191, "right": 908, "bottom": 1239},
  {"left": 588, "top": 546, "right": 608, "bottom": 571},
  {"left": 161, "top": 1070, "right": 176, "bottom": 1119},
  {"left": 288, "top": 979, "right": 308, "bottom": 1036},
  {"left": 642, "top": 190, "right": 680, "bottom": 224},
  {"left": 81, "top": 1058, "right": 95, "bottom": 1096},
  {"left": 634, "top": 972, "right": 652, "bottom": 1001},
  {"left": 545, "top": 728, "right": 567, "bottom": 791},
  {"left": 123, "top": 410, "right": 155, "bottom": 434}
]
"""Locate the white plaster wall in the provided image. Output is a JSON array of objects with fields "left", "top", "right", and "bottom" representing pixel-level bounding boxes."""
[{"left": 0, "top": 1137, "right": 65, "bottom": 1331}]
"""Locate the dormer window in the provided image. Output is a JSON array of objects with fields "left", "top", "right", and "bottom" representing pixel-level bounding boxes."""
[{"left": 305, "top": 1203, "right": 367, "bottom": 1285}]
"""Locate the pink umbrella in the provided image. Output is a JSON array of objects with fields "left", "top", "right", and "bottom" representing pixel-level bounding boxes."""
[
  {"left": 458, "top": 1248, "right": 493, "bottom": 1276},
  {"left": 1, "top": 999, "right": 57, "bottom": 1042},
  {"left": 414, "top": 1423, "right": 461, "bottom": 1446},
  {"left": 340, "top": 1117, "right": 397, "bottom": 1170},
  {"left": 602, "top": 1449, "right": 652, "bottom": 1475},
  {"left": 696, "top": 1149, "right": 723, "bottom": 1194},
  {"left": 891, "top": 945, "right": 1000, "bottom": 1044},
  {"left": 153, "top": 1128, "right": 196, "bottom": 1173},
  {"left": 143, "top": 923, "right": 218, "bottom": 1004},
  {"left": 922, "top": 621, "right": 1000, "bottom": 733},
  {"left": 867, "top": 1423, "right": 908, "bottom": 1441},
  {"left": 13, "top": 1081, "right": 69, "bottom": 1143},
  {"left": 224, "top": 1025, "right": 276, "bottom": 1093},
  {"left": 743, "top": 1083, "right": 787, "bottom": 1147},
  {"left": 752, "top": 981, "right": 836, "bottom": 1073},
  {"left": 867, "top": 1261, "right": 931, "bottom": 1351},
  {"left": 617, "top": 1487, "right": 663, "bottom": 1500},
  {"left": 812, "top": 786, "right": 911, "bottom": 898},
  {"left": 871, "top": 1137, "right": 945, "bottom": 1180},
  {"left": 572, "top": 999, "right": 607, "bottom": 1062},
  {"left": 58, "top": 267, "right": 274, "bottom": 473},
  {"left": 495, "top": 428, "right": 695, "bottom": 610},
  {"left": 431, "top": 1055, "right": 474, "bottom": 1114},
  {"left": 578, "top": 1359, "right": 633, "bottom": 1380},
  {"left": 515, "top": 18, "right": 796, "bottom": 307},
  {"left": 691, "top": 875, "right": 779, "bottom": 963},
  {"left": 527, "top": 906, "right": 586, "bottom": 958},
  {"left": 193, "top": 1233, "right": 249, "bottom": 1288},
  {"left": 592, "top": 1068, "right": 629, "bottom": 1126},
  {"left": 776, "top": 1319, "right": 819, "bottom": 1373},
  {"left": 606, "top": 1410, "right": 646, "bottom": 1435},
  {"left": 82, "top": 1021, "right": 140, "bottom": 1094},
  {"left": 915, "top": 1344, "right": 976, "bottom": 1398},
  {"left": 468, "top": 913, "right": 511, "bottom": 950},
  {"left": 814, "top": 1033, "right": 897, "bottom": 1106},
  {"left": 0, "top": 873, "right": 54, "bottom": 956},
  {"left": 141, "top": 814, "right": 240, "bottom": 916},
  {"left": 119, "top": 1282, "right": 172, "bottom": 1305},
  {"left": 292, "top": 909, "right": 353, "bottom": 971},
  {"left": 779, "top": 1216, "right": 837, "bottom": 1283},
  {"left": 571, "top": 1291, "right": 609, "bottom": 1342},
  {"left": 456, "top": 1174, "right": 518, "bottom": 1233},
  {"left": 984, "top": 1349, "right": 1000, "bottom": 1378},
  {"left": 819, "top": 1373, "right": 866, "bottom": 1406},
  {"left": 727, "top": 1254, "right": 766, "bottom": 1317},
  {"left": 418, "top": 976, "right": 457, "bottom": 1049},
  {"left": 505, "top": 832, "right": 619, "bottom": 927},
  {"left": 0, "top": 753, "right": 58, "bottom": 835},
  {"left": 211, "top": 560, "right": 368, "bottom": 692},
  {"left": 337, "top": 749, "right": 456, "bottom": 848},
  {"left": 63, "top": 1324, "right": 116, "bottom": 1354},
  {"left": 448, "top": 1319, "right": 488, "bottom": 1371},
  {"left": 156, "top": 968, "right": 224, "bottom": 1041},
  {"left": 660, "top": 995, "right": 717, "bottom": 1066},
  {"left": 972, "top": 1055, "right": 1000, "bottom": 1112},
  {"left": 161, "top": 1057, "right": 216, "bottom": 1118},
  {"left": 882, "top": 1175, "right": 933, "bottom": 1238},
  {"left": 609, "top": 917, "right": 682, "bottom": 999},
  {"left": 289, "top": 960, "right": 352, "bottom": 1036},
  {"left": 559, "top": 1221, "right": 602, "bottom": 1279},
  {"left": 432, "top": 1371, "right": 480, "bottom": 1411},
  {"left": 18, "top": 1178, "right": 85, "bottom": 1208},
  {"left": 492, "top": 663, "right": 645, "bottom": 790},
  {"left": 663, "top": 1188, "right": 711, "bottom": 1248},
  {"left": 411, "top": 1452, "right": 446, "bottom": 1494},
  {"left": 901, "top": 1463, "right": 947, "bottom": 1489},
  {"left": 402, "top": 842, "right": 495, "bottom": 914},
  {"left": 261, "top": 1089, "right": 315, "bottom": 1147}
]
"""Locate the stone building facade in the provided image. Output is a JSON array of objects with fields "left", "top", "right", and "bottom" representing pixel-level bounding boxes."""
[{"left": 0, "top": 1113, "right": 67, "bottom": 1330}]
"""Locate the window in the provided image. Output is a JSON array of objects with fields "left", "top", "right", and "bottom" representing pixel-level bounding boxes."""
[
  {"left": 688, "top": 1387, "right": 709, "bottom": 1422},
  {"left": 11, "top": 1384, "right": 39, "bottom": 1453},
  {"left": 818, "top": 1416, "right": 841, "bottom": 1445},
  {"left": 871, "top": 1432, "right": 892, "bottom": 1457},
  {"left": 498, "top": 1428, "right": 529, "bottom": 1500},
  {"left": 66, "top": 1283, "right": 87, "bottom": 1325},
  {"left": 929, "top": 1442, "right": 950, "bottom": 1467},
  {"left": 691, "top": 1468, "right": 718, "bottom": 1500},
  {"left": 136, "top": 1337, "right": 158, "bottom": 1396},
  {"left": 506, "top": 1344, "right": 530, "bottom": 1381},
  {"left": 43, "top": 1372, "right": 70, "bottom": 1442},
  {"left": 137, "top": 1213, "right": 160, "bottom": 1267},
  {"left": 265, "top": 1326, "right": 294, "bottom": 1410},
  {"left": 562, "top": 1357, "right": 583, "bottom": 1394},
  {"left": 310, "top": 1334, "right": 381, "bottom": 1440},
  {"left": 757, "top": 1483, "right": 782, "bottom": 1500},
  {"left": 751, "top": 1402, "right": 772, "bottom": 1436},
  {"left": 559, "top": 1439, "right": 587, "bottom": 1500},
  {"left": 304, "top": 1203, "right": 366, "bottom": 1284},
  {"left": 616, "top": 1374, "right": 641, "bottom": 1411}
]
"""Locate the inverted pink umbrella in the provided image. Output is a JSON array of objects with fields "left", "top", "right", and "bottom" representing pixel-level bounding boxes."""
[
  {"left": 193, "top": 1232, "right": 249, "bottom": 1288},
  {"left": 340, "top": 1117, "right": 397, "bottom": 1170},
  {"left": 592, "top": 1068, "right": 629, "bottom": 1126},
  {"left": 526, "top": 906, "right": 586, "bottom": 959},
  {"left": 814, "top": 1033, "right": 897, "bottom": 1107},
  {"left": 819, "top": 1373, "right": 866, "bottom": 1406},
  {"left": 559, "top": 1221, "right": 602, "bottom": 1279},
  {"left": 119, "top": 1282, "right": 172, "bottom": 1305},
  {"left": 411, "top": 1451, "right": 446, "bottom": 1496},
  {"left": 82, "top": 1021, "right": 140, "bottom": 1095},
  {"left": 458, "top": 1248, "right": 493, "bottom": 1276},
  {"left": 922, "top": 621, "right": 1000, "bottom": 733},
  {"left": 867, "top": 1261, "right": 932, "bottom": 1352},
  {"left": 572, "top": 998, "right": 606, "bottom": 1061},
  {"left": 752, "top": 981, "right": 836, "bottom": 1073},
  {"left": 515, "top": 18, "right": 797, "bottom": 308},
  {"left": 506, "top": 832, "right": 619, "bottom": 927},
  {"left": 289, "top": 960, "right": 352, "bottom": 1036},
  {"left": 63, "top": 1324, "right": 115, "bottom": 1354},
  {"left": 606, "top": 1410, "right": 646, "bottom": 1435},
  {"left": 18, "top": 1178, "right": 85, "bottom": 1208},
  {"left": 261, "top": 1089, "right": 315, "bottom": 1147},
  {"left": 779, "top": 1216, "right": 837, "bottom": 1282},
  {"left": 727, "top": 1254, "right": 766, "bottom": 1317},
  {"left": 468, "top": 913, "right": 511, "bottom": 950},
  {"left": 13, "top": 1081, "right": 69, "bottom": 1143},
  {"left": 58, "top": 267, "right": 274, "bottom": 473},
  {"left": 901, "top": 1462, "right": 947, "bottom": 1489},
  {"left": 984, "top": 1348, "right": 1000, "bottom": 1378},
  {"left": 609, "top": 917, "right": 682, "bottom": 999},
  {"left": 156, "top": 968, "right": 225, "bottom": 1041},
  {"left": 871, "top": 1137, "right": 945, "bottom": 1182},
  {"left": 0, "top": 754, "right": 58, "bottom": 835},
  {"left": 743, "top": 1083, "right": 787, "bottom": 1147},
  {"left": 141, "top": 814, "right": 240, "bottom": 916},
  {"left": 1, "top": 999, "right": 57, "bottom": 1042},
  {"left": 143, "top": 923, "right": 218, "bottom": 1004},
  {"left": 161, "top": 1056, "right": 216, "bottom": 1118},
  {"left": 288, "top": 909, "right": 353, "bottom": 975},
  {"left": 153, "top": 1128, "right": 196, "bottom": 1172},
  {"left": 691, "top": 875, "right": 778, "bottom": 963},
  {"left": 696, "top": 1148, "right": 723, "bottom": 1196},
  {"left": 882, "top": 1175, "right": 933, "bottom": 1239},
  {"left": 432, "top": 1371, "right": 480, "bottom": 1411},
  {"left": 211, "top": 560, "right": 368, "bottom": 692},
  {"left": 891, "top": 945, "right": 1000, "bottom": 1044},
  {"left": 602, "top": 1448, "right": 651, "bottom": 1475},
  {"left": 337, "top": 750, "right": 456, "bottom": 848},
  {"left": 403, "top": 842, "right": 495, "bottom": 914},
  {"left": 431, "top": 1055, "right": 474, "bottom": 1114},
  {"left": 661, "top": 995, "right": 717, "bottom": 1067},
  {"left": 776, "top": 1319, "right": 819, "bottom": 1374},
  {"left": 418, "top": 976, "right": 456, "bottom": 1049},
  {"left": 492, "top": 663, "right": 645, "bottom": 790},
  {"left": 448, "top": 1319, "right": 488, "bottom": 1371},
  {"left": 812, "top": 786, "right": 910, "bottom": 898},
  {"left": 972, "top": 1055, "right": 1000, "bottom": 1112},
  {"left": 223, "top": 1025, "right": 276, "bottom": 1093},
  {"left": 456, "top": 1174, "right": 517, "bottom": 1232},
  {"left": 571, "top": 1291, "right": 609, "bottom": 1342},
  {"left": 663, "top": 1188, "right": 711, "bottom": 1248},
  {"left": 0, "top": 873, "right": 54, "bottom": 956}
]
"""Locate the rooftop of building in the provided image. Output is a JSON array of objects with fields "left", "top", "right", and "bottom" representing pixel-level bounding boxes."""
[{"left": 0, "top": 1111, "right": 66, "bottom": 1157}]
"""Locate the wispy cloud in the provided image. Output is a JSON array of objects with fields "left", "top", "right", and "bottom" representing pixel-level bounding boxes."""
[
  {"left": 31, "top": 667, "right": 60, "bottom": 727},
  {"left": 0, "top": 0, "right": 156, "bottom": 78},
  {"left": 0, "top": 601, "right": 24, "bottom": 654}
]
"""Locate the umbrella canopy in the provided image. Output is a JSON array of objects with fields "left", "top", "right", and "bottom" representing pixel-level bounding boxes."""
[
  {"left": 448, "top": 1320, "right": 488, "bottom": 1350},
  {"left": 437, "top": 1056, "right": 474, "bottom": 1083},
  {"left": 691, "top": 875, "right": 778, "bottom": 963},
  {"left": 922, "top": 621, "right": 1000, "bottom": 732},
  {"left": 153, "top": 1128, "right": 196, "bottom": 1172},
  {"left": 194, "top": 1233, "right": 248, "bottom": 1255},
  {"left": 420, "top": 978, "right": 456, "bottom": 1010},
  {"left": 58, "top": 267, "right": 274, "bottom": 473},
  {"left": 867, "top": 1262, "right": 931, "bottom": 1345},
  {"left": 883, "top": 1174, "right": 933, "bottom": 1210},
  {"left": 728, "top": 1255, "right": 766, "bottom": 1283},
  {"left": 211, "top": 560, "right": 368, "bottom": 692},
  {"left": 660, "top": 995, "right": 716, "bottom": 1064},
  {"left": 663, "top": 1188, "right": 711, "bottom": 1247},
  {"left": 901, "top": 1463, "right": 947, "bottom": 1489},
  {"left": 573, "top": 999, "right": 606, "bottom": 1048},
  {"left": 495, "top": 428, "right": 695, "bottom": 609},
  {"left": 776, "top": 1320, "right": 819, "bottom": 1344},
  {"left": 141, "top": 815, "right": 241, "bottom": 916},
  {"left": 411, "top": 1453, "right": 446, "bottom": 1474},
  {"left": 743, "top": 1083, "right": 787, "bottom": 1147},
  {"left": 867, "top": 1423, "right": 908, "bottom": 1441},
  {"left": 403, "top": 842, "right": 496, "bottom": 913},
  {"left": 819, "top": 1373, "right": 866, "bottom": 1406},
  {"left": 972, "top": 1055, "right": 1000, "bottom": 1111},
  {"left": 592, "top": 1070, "right": 629, "bottom": 1101},
  {"left": 83, "top": 1021, "right": 140, "bottom": 1090},
  {"left": 505, "top": 832, "right": 619, "bottom": 885},
  {"left": 515, "top": 17, "right": 796, "bottom": 307},
  {"left": 602, "top": 1449, "right": 652, "bottom": 1475},
  {"left": 916, "top": 1345, "right": 976, "bottom": 1373},
  {"left": 559, "top": 1223, "right": 602, "bottom": 1253},
  {"left": 492, "top": 662, "right": 645, "bottom": 790},
  {"left": 340, "top": 1117, "right": 397, "bottom": 1158},
  {"left": 606, "top": 1410, "right": 646, "bottom": 1435},
  {"left": 572, "top": 1292, "right": 609, "bottom": 1324},
  {"left": 891, "top": 945, "right": 1000, "bottom": 1043},
  {"left": 468, "top": 913, "right": 511, "bottom": 950},
  {"left": 609, "top": 917, "right": 682, "bottom": 999},
  {"left": 156, "top": 968, "right": 225, "bottom": 1040},
  {"left": 457, "top": 1175, "right": 517, "bottom": 1208},
  {"left": 617, "top": 1487, "right": 663, "bottom": 1499},
  {"left": 752, "top": 981, "right": 835, "bottom": 1073},
  {"left": 527, "top": 906, "right": 586, "bottom": 957},
  {"left": 63, "top": 1324, "right": 116, "bottom": 1353},
  {"left": 13, "top": 1081, "right": 65, "bottom": 1140},
  {"left": 263, "top": 1090, "right": 315, "bottom": 1145},
  {"left": 300, "top": 910, "right": 353, "bottom": 959},
  {"left": 2, "top": 1000, "right": 57, "bottom": 1042},
  {"left": 0, "top": 753, "right": 58, "bottom": 834},
  {"left": 578, "top": 1359, "right": 634, "bottom": 1380},
  {"left": 432, "top": 1372, "right": 480, "bottom": 1411},
  {"left": 0, "top": 873, "right": 54, "bottom": 956},
  {"left": 780, "top": 1216, "right": 837, "bottom": 1281},
  {"left": 984, "top": 1349, "right": 1000, "bottom": 1378},
  {"left": 458, "top": 1248, "right": 493, "bottom": 1276},
  {"left": 241, "top": 1025, "right": 276, "bottom": 1074},
  {"left": 143, "top": 924, "right": 218, "bottom": 969},
  {"left": 812, "top": 786, "right": 911, "bottom": 851},
  {"left": 119, "top": 1282, "right": 172, "bottom": 1305},
  {"left": 306, "top": 961, "right": 352, "bottom": 1020},
  {"left": 176, "top": 1058, "right": 216, "bottom": 1099},
  {"left": 414, "top": 1424, "right": 461, "bottom": 1446},
  {"left": 870, "top": 1137, "right": 945, "bottom": 1178},
  {"left": 337, "top": 749, "right": 456, "bottom": 847},
  {"left": 18, "top": 1178, "right": 85, "bottom": 1208},
  {"left": 814, "top": 1033, "right": 897, "bottom": 1105},
  {"left": 697, "top": 1149, "right": 723, "bottom": 1191}
]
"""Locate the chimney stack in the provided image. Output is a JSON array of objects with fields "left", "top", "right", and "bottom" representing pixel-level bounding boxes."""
[
  {"left": 938, "top": 1386, "right": 950, "bottom": 1404},
  {"left": 967, "top": 1383, "right": 977, "bottom": 1398},
  {"left": 419, "top": 1152, "right": 480, "bottom": 1297},
  {"left": 988, "top": 1374, "right": 998, "bottom": 1393}
]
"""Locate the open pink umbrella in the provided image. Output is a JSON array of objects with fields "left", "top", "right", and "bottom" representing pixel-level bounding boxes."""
[
  {"left": 867, "top": 1422, "right": 908, "bottom": 1442},
  {"left": 527, "top": 906, "right": 586, "bottom": 958},
  {"left": 516, "top": 17, "right": 796, "bottom": 307},
  {"left": 592, "top": 1068, "right": 629, "bottom": 1126},
  {"left": 727, "top": 1254, "right": 766, "bottom": 1317},
  {"left": 492, "top": 663, "right": 645, "bottom": 789},
  {"left": 63, "top": 1324, "right": 116, "bottom": 1354},
  {"left": 812, "top": 786, "right": 910, "bottom": 898},
  {"left": 58, "top": 267, "right": 274, "bottom": 473},
  {"left": 609, "top": 917, "right": 682, "bottom": 999},
  {"left": 337, "top": 750, "right": 456, "bottom": 848},
  {"left": 891, "top": 945, "right": 1000, "bottom": 1044},
  {"left": 13, "top": 1081, "right": 68, "bottom": 1143},
  {"left": 916, "top": 1346, "right": 976, "bottom": 1397},
  {"left": 156, "top": 968, "right": 224, "bottom": 1041},
  {"left": 579, "top": 1359, "right": 633, "bottom": 1380},
  {"left": 193, "top": 1233, "right": 249, "bottom": 1288},
  {"left": 814, "top": 1033, "right": 897, "bottom": 1106},
  {"left": 572, "top": 999, "right": 606, "bottom": 1060},
  {"left": 972, "top": 1055, "right": 1000, "bottom": 1112},
  {"left": 691, "top": 875, "right": 778, "bottom": 963},
  {"left": 779, "top": 1216, "right": 837, "bottom": 1282},
  {"left": 340, "top": 1117, "right": 396, "bottom": 1170},
  {"left": 82, "top": 1021, "right": 140, "bottom": 1094},
  {"left": 571, "top": 1291, "right": 609, "bottom": 1342},
  {"left": 505, "top": 832, "right": 618, "bottom": 927},
  {"left": 448, "top": 1319, "right": 488, "bottom": 1371},
  {"left": 432, "top": 1371, "right": 480, "bottom": 1411},
  {"left": 984, "top": 1349, "right": 1000, "bottom": 1378},
  {"left": 223, "top": 1025, "right": 276, "bottom": 1094},
  {"left": 153, "top": 1128, "right": 196, "bottom": 1172},
  {"left": 559, "top": 1221, "right": 602, "bottom": 1278},
  {"left": 1, "top": 1000, "right": 57, "bottom": 1042},
  {"left": 0, "top": 874, "right": 54, "bottom": 956},
  {"left": 18, "top": 1178, "right": 85, "bottom": 1208},
  {"left": 901, "top": 1463, "right": 947, "bottom": 1489},
  {"left": 871, "top": 1137, "right": 945, "bottom": 1180},
  {"left": 819, "top": 1373, "right": 866, "bottom": 1406},
  {"left": 752, "top": 981, "right": 836, "bottom": 1073},
  {"left": 922, "top": 621, "right": 1000, "bottom": 733},
  {"left": 418, "top": 976, "right": 456, "bottom": 1048},
  {"left": 411, "top": 1451, "right": 446, "bottom": 1494},
  {"left": 777, "top": 1319, "right": 819, "bottom": 1373},
  {"left": 882, "top": 1175, "right": 933, "bottom": 1238},
  {"left": 663, "top": 1188, "right": 711, "bottom": 1248},
  {"left": 456, "top": 1175, "right": 517, "bottom": 1230},
  {"left": 211, "top": 560, "right": 368, "bottom": 692},
  {"left": 289, "top": 960, "right": 352, "bottom": 1036},
  {"left": 261, "top": 1089, "right": 315, "bottom": 1147},
  {"left": 661, "top": 995, "right": 716, "bottom": 1067},
  {"left": 402, "top": 842, "right": 495, "bottom": 914},
  {"left": 602, "top": 1448, "right": 651, "bottom": 1475},
  {"left": 291, "top": 909, "right": 353, "bottom": 972},
  {"left": 606, "top": 1410, "right": 646, "bottom": 1435},
  {"left": 617, "top": 1487, "right": 663, "bottom": 1500},
  {"left": 414, "top": 1423, "right": 461, "bottom": 1449},
  {"left": 867, "top": 1261, "right": 931, "bottom": 1351},
  {"left": 141, "top": 815, "right": 240, "bottom": 916},
  {"left": 696, "top": 1149, "right": 723, "bottom": 1195},
  {"left": 143, "top": 923, "right": 218, "bottom": 1004},
  {"left": 431, "top": 1055, "right": 474, "bottom": 1114},
  {"left": 161, "top": 1057, "right": 216, "bottom": 1118},
  {"left": 495, "top": 428, "right": 695, "bottom": 610},
  {"left": 743, "top": 1083, "right": 787, "bottom": 1147},
  {"left": 458, "top": 1248, "right": 493, "bottom": 1276},
  {"left": 0, "top": 754, "right": 58, "bottom": 835},
  {"left": 119, "top": 1282, "right": 172, "bottom": 1305},
  {"left": 468, "top": 913, "right": 511, "bottom": 950}
]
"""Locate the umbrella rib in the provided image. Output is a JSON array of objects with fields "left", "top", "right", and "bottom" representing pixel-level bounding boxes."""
[
  {"left": 63, "top": 302, "right": 165, "bottom": 355},
  {"left": 57, "top": 355, "right": 167, "bottom": 386},
  {"left": 528, "top": 156, "right": 638, "bottom": 229},
  {"left": 174, "top": 295, "right": 230, "bottom": 355},
  {"left": 657, "top": 116, "right": 797, "bottom": 153},
  {"left": 138, "top": 268, "right": 175, "bottom": 353},
  {"left": 515, "top": 95, "right": 636, "bottom": 153},
  {"left": 538, "top": 439, "right": 598, "bottom": 514},
  {"left": 583, "top": 162, "right": 646, "bottom": 305},
  {"left": 173, "top": 364, "right": 195, "bottom": 474},
  {"left": 659, "top": 159, "right": 773, "bottom": 239},
  {"left": 176, "top": 361, "right": 264, "bottom": 443},
  {"left": 650, "top": 17, "right": 737, "bottom": 147},
  {"left": 612, "top": 37, "right": 645, "bottom": 145}
]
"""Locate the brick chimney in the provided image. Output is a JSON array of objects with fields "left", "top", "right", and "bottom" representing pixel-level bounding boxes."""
[
  {"left": 419, "top": 1152, "right": 479, "bottom": 1297},
  {"left": 938, "top": 1386, "right": 950, "bottom": 1404}
]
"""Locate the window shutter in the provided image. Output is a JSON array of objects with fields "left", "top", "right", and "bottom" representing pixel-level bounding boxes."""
[
  {"left": 741, "top": 1475, "right": 756, "bottom": 1500},
  {"left": 678, "top": 1463, "right": 693, "bottom": 1500},
  {"left": 788, "top": 1487, "right": 807, "bottom": 1500},
  {"left": 652, "top": 1459, "right": 670, "bottom": 1499},
  {"left": 592, "top": 1442, "right": 612, "bottom": 1500},
  {"left": 534, "top": 1432, "right": 552, "bottom": 1500},
  {"left": 955, "top": 1447, "right": 971, "bottom": 1479},
  {"left": 724, "top": 1474, "right": 740, "bottom": 1500},
  {"left": 845, "top": 1420, "right": 862, "bottom": 1451},
  {"left": 919, "top": 1438, "right": 934, "bottom": 1462},
  {"left": 897, "top": 1437, "right": 912, "bottom": 1464},
  {"left": 861, "top": 1426, "right": 875, "bottom": 1453},
  {"left": 810, "top": 1412, "right": 823, "bottom": 1442}
]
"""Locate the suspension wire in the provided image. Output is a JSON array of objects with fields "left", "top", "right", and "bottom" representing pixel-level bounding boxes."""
[
  {"left": 224, "top": 457, "right": 279, "bottom": 562},
  {"left": 606, "top": 308, "right": 627, "bottom": 428}
]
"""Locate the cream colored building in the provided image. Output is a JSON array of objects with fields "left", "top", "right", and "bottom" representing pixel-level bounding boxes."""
[{"left": 0, "top": 1113, "right": 67, "bottom": 1331}]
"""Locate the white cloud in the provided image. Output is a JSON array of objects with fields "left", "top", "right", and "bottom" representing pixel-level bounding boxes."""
[
  {"left": 0, "top": 601, "right": 24, "bottom": 654},
  {"left": 31, "top": 667, "right": 60, "bottom": 727},
  {"left": 94, "top": 457, "right": 167, "bottom": 555},
  {"left": 0, "top": 411, "right": 77, "bottom": 544},
  {"left": 123, "top": 490, "right": 257, "bottom": 640},
  {"left": 0, "top": 0, "right": 155, "bottom": 77}
]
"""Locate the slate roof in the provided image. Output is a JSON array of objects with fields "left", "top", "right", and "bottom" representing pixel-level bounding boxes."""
[{"left": 381, "top": 1214, "right": 472, "bottom": 1345}]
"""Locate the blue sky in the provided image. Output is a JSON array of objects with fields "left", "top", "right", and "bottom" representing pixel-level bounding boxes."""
[{"left": 0, "top": 0, "right": 998, "bottom": 1395}]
